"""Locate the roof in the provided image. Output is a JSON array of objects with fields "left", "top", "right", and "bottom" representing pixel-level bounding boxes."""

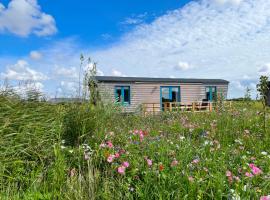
[{"left": 95, "top": 76, "right": 229, "bottom": 84}]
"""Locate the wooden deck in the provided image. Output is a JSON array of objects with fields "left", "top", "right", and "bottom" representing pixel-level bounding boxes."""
[{"left": 142, "top": 101, "right": 232, "bottom": 115}]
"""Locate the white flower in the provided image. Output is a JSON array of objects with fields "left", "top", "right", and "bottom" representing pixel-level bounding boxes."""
[
  {"left": 261, "top": 151, "right": 268, "bottom": 156},
  {"left": 60, "top": 145, "right": 66, "bottom": 149},
  {"left": 179, "top": 136, "right": 185, "bottom": 141}
]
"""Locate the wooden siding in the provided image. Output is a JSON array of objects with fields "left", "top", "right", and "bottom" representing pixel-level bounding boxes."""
[{"left": 98, "top": 82, "right": 229, "bottom": 112}]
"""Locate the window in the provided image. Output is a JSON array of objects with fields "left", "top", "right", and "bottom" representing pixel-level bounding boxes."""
[
  {"left": 205, "top": 86, "right": 217, "bottom": 102},
  {"left": 115, "top": 86, "right": 130, "bottom": 105}
]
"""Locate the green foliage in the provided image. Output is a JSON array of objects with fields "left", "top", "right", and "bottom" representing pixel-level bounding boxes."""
[
  {"left": 62, "top": 104, "right": 96, "bottom": 147},
  {"left": 0, "top": 96, "right": 270, "bottom": 199}
]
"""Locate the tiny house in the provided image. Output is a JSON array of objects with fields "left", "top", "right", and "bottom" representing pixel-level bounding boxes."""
[{"left": 96, "top": 76, "right": 229, "bottom": 112}]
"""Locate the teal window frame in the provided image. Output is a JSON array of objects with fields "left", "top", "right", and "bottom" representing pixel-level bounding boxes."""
[
  {"left": 205, "top": 86, "right": 217, "bottom": 102},
  {"left": 114, "top": 86, "right": 131, "bottom": 105}
]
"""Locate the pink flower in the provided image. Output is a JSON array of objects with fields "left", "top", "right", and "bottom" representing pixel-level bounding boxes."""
[
  {"left": 114, "top": 153, "right": 120, "bottom": 158},
  {"left": 245, "top": 172, "right": 254, "bottom": 177},
  {"left": 146, "top": 159, "right": 152, "bottom": 167},
  {"left": 117, "top": 166, "right": 126, "bottom": 175},
  {"left": 191, "top": 159, "right": 200, "bottom": 164},
  {"left": 251, "top": 166, "right": 262, "bottom": 175},
  {"left": 106, "top": 141, "right": 113, "bottom": 148},
  {"left": 107, "top": 155, "right": 114, "bottom": 163},
  {"left": 260, "top": 196, "right": 270, "bottom": 200},
  {"left": 226, "top": 170, "right": 232, "bottom": 177},
  {"left": 84, "top": 153, "right": 90, "bottom": 160},
  {"left": 100, "top": 143, "right": 106, "bottom": 148},
  {"left": 249, "top": 163, "right": 263, "bottom": 175},
  {"left": 188, "top": 176, "right": 194, "bottom": 182},
  {"left": 122, "top": 161, "right": 130, "bottom": 168},
  {"left": 134, "top": 130, "right": 139, "bottom": 135},
  {"left": 171, "top": 160, "right": 178, "bottom": 167},
  {"left": 139, "top": 133, "right": 144, "bottom": 142},
  {"left": 233, "top": 176, "right": 240, "bottom": 182}
]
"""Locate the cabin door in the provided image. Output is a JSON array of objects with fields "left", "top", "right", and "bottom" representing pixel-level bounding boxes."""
[{"left": 160, "top": 86, "right": 180, "bottom": 111}]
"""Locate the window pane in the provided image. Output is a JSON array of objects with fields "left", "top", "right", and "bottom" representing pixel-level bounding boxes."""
[
  {"left": 162, "top": 88, "right": 170, "bottom": 102},
  {"left": 212, "top": 87, "right": 216, "bottom": 92},
  {"left": 171, "top": 87, "right": 179, "bottom": 102},
  {"left": 115, "top": 88, "right": 121, "bottom": 102},
  {"left": 123, "top": 87, "right": 130, "bottom": 103},
  {"left": 206, "top": 87, "right": 210, "bottom": 92}
]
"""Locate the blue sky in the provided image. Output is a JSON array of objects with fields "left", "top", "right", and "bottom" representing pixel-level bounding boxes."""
[{"left": 1, "top": 0, "right": 270, "bottom": 98}]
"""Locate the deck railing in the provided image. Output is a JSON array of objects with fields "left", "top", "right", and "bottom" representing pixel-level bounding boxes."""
[{"left": 142, "top": 101, "right": 232, "bottom": 115}]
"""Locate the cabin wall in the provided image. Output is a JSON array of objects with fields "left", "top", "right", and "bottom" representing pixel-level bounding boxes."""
[{"left": 98, "top": 82, "right": 229, "bottom": 112}]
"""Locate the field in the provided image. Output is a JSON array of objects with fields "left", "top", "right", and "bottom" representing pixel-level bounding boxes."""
[{"left": 0, "top": 96, "right": 270, "bottom": 199}]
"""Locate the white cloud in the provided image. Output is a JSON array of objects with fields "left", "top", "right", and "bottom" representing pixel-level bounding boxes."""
[
  {"left": 1, "top": 60, "right": 48, "bottom": 81},
  {"left": 53, "top": 65, "right": 78, "bottom": 79},
  {"left": 121, "top": 13, "right": 148, "bottom": 26},
  {"left": 174, "top": 62, "right": 193, "bottom": 71},
  {"left": 111, "top": 69, "right": 126, "bottom": 77},
  {"left": 258, "top": 63, "right": 270, "bottom": 76},
  {"left": 213, "top": 0, "right": 242, "bottom": 6},
  {"left": 30, "top": 51, "right": 42, "bottom": 60},
  {"left": 0, "top": 0, "right": 57, "bottom": 37}
]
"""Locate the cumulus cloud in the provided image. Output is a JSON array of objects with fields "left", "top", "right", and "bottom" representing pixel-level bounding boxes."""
[
  {"left": 0, "top": 0, "right": 57, "bottom": 37},
  {"left": 53, "top": 65, "right": 78, "bottom": 79},
  {"left": 111, "top": 69, "right": 126, "bottom": 77},
  {"left": 174, "top": 62, "right": 193, "bottom": 71},
  {"left": 30, "top": 51, "right": 42, "bottom": 60},
  {"left": 1, "top": 60, "right": 48, "bottom": 81},
  {"left": 258, "top": 63, "right": 270, "bottom": 76}
]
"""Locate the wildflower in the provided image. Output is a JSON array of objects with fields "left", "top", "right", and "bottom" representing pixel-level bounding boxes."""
[
  {"left": 159, "top": 164, "right": 164, "bottom": 171},
  {"left": 146, "top": 159, "right": 153, "bottom": 167},
  {"left": 179, "top": 136, "right": 185, "bottom": 141},
  {"left": 114, "top": 153, "right": 120, "bottom": 158},
  {"left": 226, "top": 170, "right": 233, "bottom": 184},
  {"left": 191, "top": 159, "right": 200, "bottom": 164},
  {"left": 106, "top": 141, "right": 113, "bottom": 148},
  {"left": 100, "top": 143, "right": 106, "bottom": 148},
  {"left": 188, "top": 176, "right": 194, "bottom": 182},
  {"left": 260, "top": 196, "right": 270, "bottom": 200},
  {"left": 122, "top": 161, "right": 130, "bottom": 168},
  {"left": 171, "top": 160, "right": 178, "bottom": 167},
  {"left": 117, "top": 166, "right": 126, "bottom": 175},
  {"left": 245, "top": 172, "right": 254, "bottom": 177},
  {"left": 107, "top": 155, "right": 114, "bottom": 163},
  {"left": 261, "top": 151, "right": 268, "bottom": 156},
  {"left": 69, "top": 168, "right": 76, "bottom": 177},
  {"left": 249, "top": 164, "right": 262, "bottom": 175},
  {"left": 233, "top": 176, "right": 240, "bottom": 182},
  {"left": 84, "top": 152, "right": 90, "bottom": 160}
]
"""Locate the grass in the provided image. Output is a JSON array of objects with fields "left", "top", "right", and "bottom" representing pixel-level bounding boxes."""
[{"left": 0, "top": 96, "right": 270, "bottom": 199}]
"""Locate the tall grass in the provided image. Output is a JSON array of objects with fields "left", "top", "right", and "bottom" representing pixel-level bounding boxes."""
[{"left": 0, "top": 95, "right": 269, "bottom": 199}]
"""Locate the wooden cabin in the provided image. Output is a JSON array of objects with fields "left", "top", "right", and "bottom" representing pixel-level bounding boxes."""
[{"left": 96, "top": 76, "right": 229, "bottom": 113}]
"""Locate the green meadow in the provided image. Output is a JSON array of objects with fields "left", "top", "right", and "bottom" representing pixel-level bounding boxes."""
[{"left": 0, "top": 95, "right": 270, "bottom": 199}]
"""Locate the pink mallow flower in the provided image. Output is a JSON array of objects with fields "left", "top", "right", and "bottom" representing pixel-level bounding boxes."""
[
  {"left": 171, "top": 160, "right": 178, "bottom": 167},
  {"left": 249, "top": 163, "right": 262, "bottom": 175},
  {"left": 114, "top": 153, "right": 120, "bottom": 158},
  {"left": 245, "top": 172, "right": 254, "bottom": 177},
  {"left": 107, "top": 155, "right": 114, "bottom": 163},
  {"left": 106, "top": 141, "right": 113, "bottom": 148},
  {"left": 260, "top": 196, "right": 270, "bottom": 200},
  {"left": 117, "top": 166, "right": 126, "bottom": 175},
  {"left": 122, "top": 161, "right": 130, "bottom": 168},
  {"left": 146, "top": 159, "right": 153, "bottom": 167},
  {"left": 191, "top": 159, "right": 200, "bottom": 164}
]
